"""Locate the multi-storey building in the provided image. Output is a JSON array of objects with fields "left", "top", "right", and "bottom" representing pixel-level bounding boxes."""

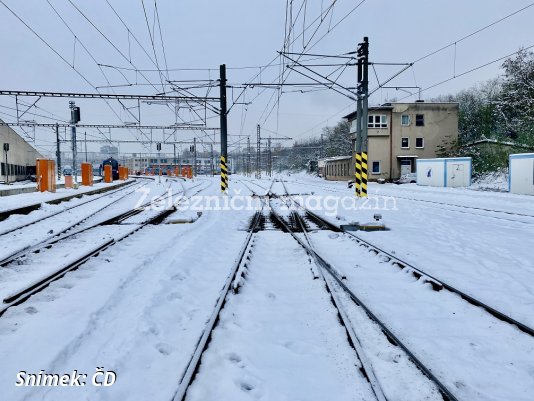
[{"left": 344, "top": 101, "right": 459, "bottom": 181}]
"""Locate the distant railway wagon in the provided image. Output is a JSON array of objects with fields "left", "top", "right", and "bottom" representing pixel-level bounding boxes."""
[
  {"left": 509, "top": 153, "right": 534, "bottom": 195},
  {"left": 416, "top": 157, "right": 472, "bottom": 187},
  {"left": 101, "top": 157, "right": 120, "bottom": 180}
]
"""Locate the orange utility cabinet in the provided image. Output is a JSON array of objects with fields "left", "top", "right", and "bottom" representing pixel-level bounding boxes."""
[
  {"left": 81, "top": 163, "right": 93, "bottom": 186},
  {"left": 65, "top": 175, "right": 73, "bottom": 188},
  {"left": 104, "top": 164, "right": 113, "bottom": 183},
  {"left": 36, "top": 159, "right": 56, "bottom": 193},
  {"left": 118, "top": 166, "right": 128, "bottom": 180}
]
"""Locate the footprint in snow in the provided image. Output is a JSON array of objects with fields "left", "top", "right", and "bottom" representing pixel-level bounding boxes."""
[
  {"left": 155, "top": 343, "right": 173, "bottom": 356},
  {"left": 167, "top": 292, "right": 182, "bottom": 301},
  {"left": 240, "top": 382, "right": 254, "bottom": 392},
  {"left": 227, "top": 353, "right": 242, "bottom": 364},
  {"left": 25, "top": 306, "right": 38, "bottom": 315}
]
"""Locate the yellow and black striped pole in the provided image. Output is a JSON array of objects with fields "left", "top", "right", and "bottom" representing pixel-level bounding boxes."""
[
  {"left": 220, "top": 155, "right": 228, "bottom": 192},
  {"left": 220, "top": 64, "right": 228, "bottom": 193},
  {"left": 361, "top": 151, "right": 368, "bottom": 197},
  {"left": 354, "top": 152, "right": 362, "bottom": 197}
]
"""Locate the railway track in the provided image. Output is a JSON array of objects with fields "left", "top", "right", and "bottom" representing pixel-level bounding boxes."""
[
  {"left": 0, "top": 180, "right": 154, "bottom": 266},
  {"left": 171, "top": 208, "right": 264, "bottom": 401},
  {"left": 0, "top": 179, "right": 142, "bottom": 237},
  {"left": 171, "top": 194, "right": 449, "bottom": 401},
  {"left": 385, "top": 192, "right": 534, "bottom": 224},
  {"left": 0, "top": 180, "right": 211, "bottom": 316},
  {"left": 268, "top": 200, "right": 457, "bottom": 401},
  {"left": 269, "top": 196, "right": 534, "bottom": 400},
  {"left": 284, "top": 178, "right": 534, "bottom": 223},
  {"left": 0, "top": 179, "right": 135, "bottom": 222},
  {"left": 275, "top": 179, "right": 534, "bottom": 337}
]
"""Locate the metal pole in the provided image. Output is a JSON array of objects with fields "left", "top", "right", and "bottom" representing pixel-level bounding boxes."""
[
  {"left": 256, "top": 124, "right": 261, "bottom": 179},
  {"left": 84, "top": 132, "right": 88, "bottom": 163},
  {"left": 210, "top": 144, "right": 214, "bottom": 175},
  {"left": 158, "top": 147, "right": 161, "bottom": 183},
  {"left": 173, "top": 143, "right": 176, "bottom": 171},
  {"left": 355, "top": 94, "right": 362, "bottom": 196},
  {"left": 3, "top": 147, "right": 8, "bottom": 184},
  {"left": 69, "top": 101, "right": 77, "bottom": 183},
  {"left": 268, "top": 136, "right": 272, "bottom": 177},
  {"left": 193, "top": 137, "right": 197, "bottom": 177},
  {"left": 55, "top": 123, "right": 61, "bottom": 180},
  {"left": 361, "top": 36, "right": 369, "bottom": 198},
  {"left": 219, "top": 64, "right": 228, "bottom": 192},
  {"left": 179, "top": 147, "right": 182, "bottom": 175},
  {"left": 247, "top": 137, "right": 251, "bottom": 177}
]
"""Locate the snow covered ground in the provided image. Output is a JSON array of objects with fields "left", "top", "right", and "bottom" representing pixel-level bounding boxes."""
[
  {"left": 0, "top": 174, "right": 532, "bottom": 401},
  {"left": 0, "top": 178, "right": 132, "bottom": 212},
  {"left": 281, "top": 173, "right": 534, "bottom": 329}
]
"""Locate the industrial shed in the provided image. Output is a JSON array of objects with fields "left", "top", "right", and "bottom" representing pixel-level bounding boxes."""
[
  {"left": 322, "top": 156, "right": 353, "bottom": 181},
  {"left": 1, "top": 120, "right": 42, "bottom": 183},
  {"left": 416, "top": 157, "right": 472, "bottom": 187},
  {"left": 509, "top": 153, "right": 534, "bottom": 195}
]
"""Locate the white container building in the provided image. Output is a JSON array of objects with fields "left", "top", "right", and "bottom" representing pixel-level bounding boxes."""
[
  {"left": 416, "top": 157, "right": 472, "bottom": 187},
  {"left": 509, "top": 153, "right": 534, "bottom": 195}
]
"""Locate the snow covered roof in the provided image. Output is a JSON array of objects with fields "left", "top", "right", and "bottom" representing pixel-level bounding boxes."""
[
  {"left": 466, "top": 138, "right": 534, "bottom": 150},
  {"left": 318, "top": 155, "right": 352, "bottom": 163}
]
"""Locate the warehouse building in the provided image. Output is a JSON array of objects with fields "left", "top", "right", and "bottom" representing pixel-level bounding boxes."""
[
  {"left": 0, "top": 120, "right": 42, "bottom": 183},
  {"left": 319, "top": 156, "right": 352, "bottom": 181}
]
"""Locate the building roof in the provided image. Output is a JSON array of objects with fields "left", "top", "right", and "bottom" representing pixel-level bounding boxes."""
[
  {"left": 465, "top": 138, "right": 534, "bottom": 150},
  {"left": 343, "top": 101, "right": 459, "bottom": 120},
  {"left": 318, "top": 155, "right": 352, "bottom": 163}
]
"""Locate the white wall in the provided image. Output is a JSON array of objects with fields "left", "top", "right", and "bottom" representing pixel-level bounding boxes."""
[
  {"left": 510, "top": 153, "right": 534, "bottom": 195},
  {"left": 416, "top": 157, "right": 471, "bottom": 187},
  {"left": 417, "top": 160, "right": 445, "bottom": 186}
]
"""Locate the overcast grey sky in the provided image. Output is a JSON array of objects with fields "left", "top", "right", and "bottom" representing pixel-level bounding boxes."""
[{"left": 0, "top": 0, "right": 533, "bottom": 157}]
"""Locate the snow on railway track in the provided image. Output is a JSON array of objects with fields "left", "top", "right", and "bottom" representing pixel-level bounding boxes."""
[
  {"left": 265, "top": 181, "right": 534, "bottom": 400},
  {"left": 0, "top": 180, "right": 211, "bottom": 316}
]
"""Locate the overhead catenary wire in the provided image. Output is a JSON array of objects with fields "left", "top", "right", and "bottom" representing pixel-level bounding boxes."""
[{"left": 294, "top": 2, "right": 534, "bottom": 140}]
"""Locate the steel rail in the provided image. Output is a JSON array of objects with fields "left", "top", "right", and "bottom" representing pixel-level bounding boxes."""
[
  {"left": 279, "top": 178, "right": 534, "bottom": 338},
  {"left": 0, "top": 181, "right": 211, "bottom": 315},
  {"left": 388, "top": 193, "right": 534, "bottom": 222},
  {"left": 0, "top": 180, "right": 140, "bottom": 237},
  {"left": 268, "top": 201, "right": 459, "bottom": 401},
  {"left": 292, "top": 210, "right": 388, "bottom": 401},
  {"left": 0, "top": 181, "right": 149, "bottom": 266},
  {"left": 0, "top": 180, "right": 134, "bottom": 221},
  {"left": 171, "top": 210, "right": 263, "bottom": 401},
  {"left": 304, "top": 205, "right": 534, "bottom": 338},
  {"left": 0, "top": 180, "right": 205, "bottom": 267}
]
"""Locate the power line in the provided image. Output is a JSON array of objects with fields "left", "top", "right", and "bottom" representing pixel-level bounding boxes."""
[
  {"left": 414, "top": 2, "right": 534, "bottom": 64},
  {"left": 397, "top": 43, "right": 534, "bottom": 101}
]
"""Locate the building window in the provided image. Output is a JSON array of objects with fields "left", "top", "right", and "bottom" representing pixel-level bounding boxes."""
[
  {"left": 368, "top": 114, "right": 388, "bottom": 128},
  {"left": 416, "top": 137, "right": 424, "bottom": 148},
  {"left": 416, "top": 114, "right": 424, "bottom": 126},
  {"left": 401, "top": 137, "right": 409, "bottom": 148},
  {"left": 372, "top": 161, "right": 381, "bottom": 174},
  {"left": 350, "top": 119, "right": 357, "bottom": 133},
  {"left": 401, "top": 115, "right": 410, "bottom": 126}
]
